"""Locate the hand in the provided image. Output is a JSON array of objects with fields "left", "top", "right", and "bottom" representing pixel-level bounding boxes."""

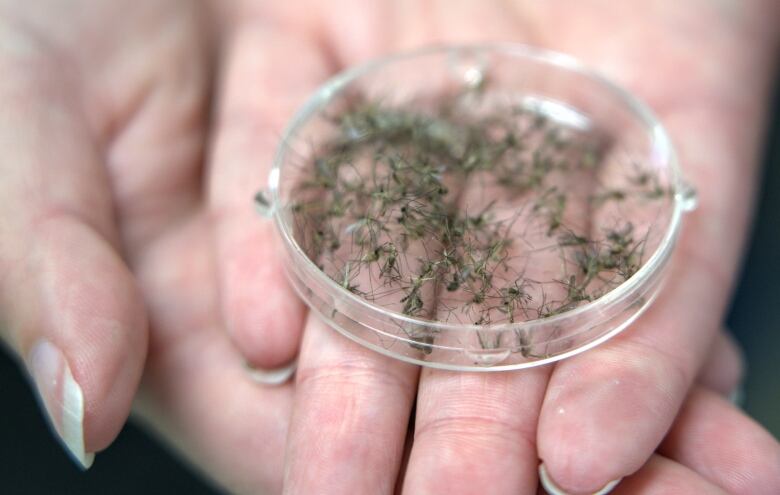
[
  {"left": 0, "top": 2, "right": 292, "bottom": 492},
  {"left": 1, "top": 1, "right": 778, "bottom": 494},
  {"left": 205, "top": 1, "right": 777, "bottom": 493}
]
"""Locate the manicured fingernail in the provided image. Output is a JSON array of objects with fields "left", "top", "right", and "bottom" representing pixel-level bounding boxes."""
[
  {"left": 245, "top": 359, "right": 297, "bottom": 385},
  {"left": 28, "top": 339, "right": 94, "bottom": 469},
  {"left": 539, "top": 462, "right": 621, "bottom": 495}
]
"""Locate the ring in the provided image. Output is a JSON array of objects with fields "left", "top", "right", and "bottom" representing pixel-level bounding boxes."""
[{"left": 245, "top": 359, "right": 297, "bottom": 385}]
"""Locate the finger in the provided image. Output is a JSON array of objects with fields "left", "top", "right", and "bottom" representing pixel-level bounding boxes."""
[
  {"left": 535, "top": 102, "right": 757, "bottom": 489},
  {"left": 284, "top": 75, "right": 455, "bottom": 492},
  {"left": 696, "top": 330, "right": 744, "bottom": 397},
  {"left": 535, "top": 252, "right": 723, "bottom": 492},
  {"left": 536, "top": 99, "right": 764, "bottom": 492},
  {"left": 659, "top": 387, "right": 780, "bottom": 495},
  {"left": 526, "top": 3, "right": 775, "bottom": 490},
  {"left": 608, "top": 455, "right": 728, "bottom": 495},
  {"left": 208, "top": 20, "right": 333, "bottom": 367},
  {"left": 403, "top": 111, "right": 597, "bottom": 493},
  {"left": 403, "top": 368, "right": 551, "bottom": 494},
  {"left": 400, "top": 174, "right": 563, "bottom": 494},
  {"left": 283, "top": 315, "right": 418, "bottom": 494},
  {"left": 0, "top": 60, "right": 147, "bottom": 467},
  {"left": 132, "top": 218, "right": 293, "bottom": 495}
]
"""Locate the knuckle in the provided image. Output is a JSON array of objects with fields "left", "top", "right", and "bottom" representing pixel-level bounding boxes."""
[
  {"left": 415, "top": 411, "right": 536, "bottom": 454},
  {"left": 296, "top": 356, "right": 415, "bottom": 399}
]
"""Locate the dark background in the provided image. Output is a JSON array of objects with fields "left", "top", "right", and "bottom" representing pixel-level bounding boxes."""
[{"left": 1, "top": 80, "right": 778, "bottom": 495}]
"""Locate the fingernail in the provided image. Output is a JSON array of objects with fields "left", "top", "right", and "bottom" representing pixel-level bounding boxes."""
[
  {"left": 245, "top": 359, "right": 297, "bottom": 385},
  {"left": 539, "top": 462, "right": 621, "bottom": 495},
  {"left": 28, "top": 339, "right": 94, "bottom": 469}
]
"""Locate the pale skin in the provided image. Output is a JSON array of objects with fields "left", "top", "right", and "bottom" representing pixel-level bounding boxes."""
[{"left": 0, "top": 1, "right": 778, "bottom": 494}]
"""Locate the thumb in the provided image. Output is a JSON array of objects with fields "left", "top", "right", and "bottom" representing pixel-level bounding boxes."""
[{"left": 0, "top": 58, "right": 147, "bottom": 469}]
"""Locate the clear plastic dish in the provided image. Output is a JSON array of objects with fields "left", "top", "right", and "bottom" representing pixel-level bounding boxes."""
[{"left": 259, "top": 44, "right": 696, "bottom": 371}]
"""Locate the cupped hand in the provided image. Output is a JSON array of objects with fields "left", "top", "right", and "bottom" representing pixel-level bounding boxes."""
[
  {"left": 1, "top": 1, "right": 779, "bottom": 494},
  {"left": 216, "top": 1, "right": 777, "bottom": 494}
]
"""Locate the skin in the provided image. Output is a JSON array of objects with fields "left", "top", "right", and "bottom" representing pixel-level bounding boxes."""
[{"left": 0, "top": 0, "right": 778, "bottom": 494}]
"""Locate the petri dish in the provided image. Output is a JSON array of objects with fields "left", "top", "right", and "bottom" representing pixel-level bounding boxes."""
[{"left": 258, "top": 43, "right": 696, "bottom": 371}]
